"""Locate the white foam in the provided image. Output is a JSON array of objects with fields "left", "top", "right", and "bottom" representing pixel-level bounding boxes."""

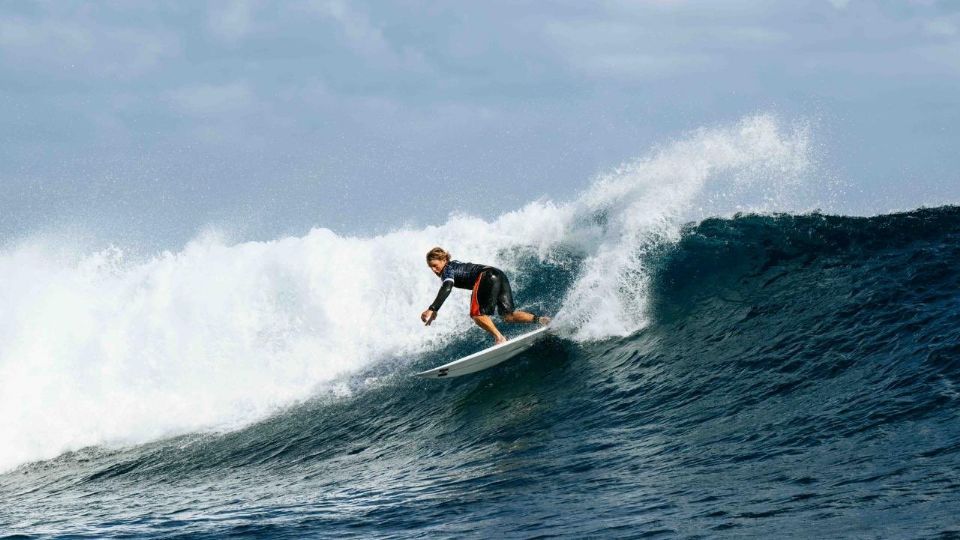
[
  {"left": 554, "top": 114, "right": 812, "bottom": 339},
  {"left": 0, "top": 113, "right": 814, "bottom": 472}
]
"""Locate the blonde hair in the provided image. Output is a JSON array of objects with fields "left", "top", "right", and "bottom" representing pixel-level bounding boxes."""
[{"left": 426, "top": 247, "right": 450, "bottom": 263}]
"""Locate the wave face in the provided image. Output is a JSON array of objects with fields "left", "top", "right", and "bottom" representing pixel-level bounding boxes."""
[{"left": 3, "top": 117, "right": 960, "bottom": 537}]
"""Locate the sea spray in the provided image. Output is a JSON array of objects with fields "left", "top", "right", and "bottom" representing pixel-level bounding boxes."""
[{"left": 556, "top": 114, "right": 811, "bottom": 339}]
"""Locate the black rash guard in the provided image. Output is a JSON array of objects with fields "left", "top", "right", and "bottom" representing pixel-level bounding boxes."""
[{"left": 428, "top": 260, "right": 488, "bottom": 312}]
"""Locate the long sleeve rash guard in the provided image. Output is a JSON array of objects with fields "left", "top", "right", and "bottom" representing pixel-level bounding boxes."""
[{"left": 428, "top": 260, "right": 488, "bottom": 312}]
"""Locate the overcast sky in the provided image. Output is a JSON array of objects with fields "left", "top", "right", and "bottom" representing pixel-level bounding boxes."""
[{"left": 2, "top": 1, "right": 959, "bottom": 249}]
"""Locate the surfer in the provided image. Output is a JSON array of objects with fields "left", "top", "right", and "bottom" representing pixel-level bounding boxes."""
[{"left": 421, "top": 247, "right": 550, "bottom": 344}]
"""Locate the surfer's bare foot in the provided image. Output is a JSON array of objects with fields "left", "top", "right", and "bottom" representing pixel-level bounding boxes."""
[
  {"left": 537, "top": 316, "right": 551, "bottom": 326},
  {"left": 495, "top": 335, "right": 508, "bottom": 345}
]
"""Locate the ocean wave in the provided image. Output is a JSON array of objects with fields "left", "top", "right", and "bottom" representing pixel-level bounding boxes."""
[{"left": 0, "top": 113, "right": 827, "bottom": 473}]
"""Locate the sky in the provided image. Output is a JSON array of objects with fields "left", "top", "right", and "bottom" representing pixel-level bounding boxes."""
[{"left": 1, "top": 0, "right": 959, "bottom": 250}]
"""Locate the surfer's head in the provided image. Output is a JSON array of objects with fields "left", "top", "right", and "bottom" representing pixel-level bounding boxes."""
[{"left": 426, "top": 247, "right": 450, "bottom": 276}]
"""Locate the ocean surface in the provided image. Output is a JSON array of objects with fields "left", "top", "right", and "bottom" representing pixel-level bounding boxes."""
[{"left": 2, "top": 117, "right": 959, "bottom": 538}]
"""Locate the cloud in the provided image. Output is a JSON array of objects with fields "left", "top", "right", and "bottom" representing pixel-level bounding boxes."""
[
  {"left": 297, "top": 0, "right": 432, "bottom": 75},
  {"left": 168, "top": 82, "right": 255, "bottom": 116},
  {"left": 207, "top": 0, "right": 258, "bottom": 43},
  {"left": 305, "top": 0, "right": 391, "bottom": 58},
  {"left": 541, "top": 17, "right": 785, "bottom": 81},
  {"left": 915, "top": 42, "right": 960, "bottom": 72},
  {"left": 574, "top": 52, "right": 721, "bottom": 80},
  {"left": 923, "top": 17, "right": 958, "bottom": 37},
  {"left": 0, "top": 14, "right": 180, "bottom": 79}
]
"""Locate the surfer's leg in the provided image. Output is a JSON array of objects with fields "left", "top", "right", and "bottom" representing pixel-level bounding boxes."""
[
  {"left": 471, "top": 271, "right": 506, "bottom": 343},
  {"left": 494, "top": 270, "right": 549, "bottom": 325},
  {"left": 474, "top": 270, "right": 501, "bottom": 317},
  {"left": 472, "top": 314, "right": 506, "bottom": 344},
  {"left": 504, "top": 312, "right": 551, "bottom": 325},
  {"left": 502, "top": 311, "right": 551, "bottom": 325},
  {"left": 493, "top": 269, "right": 515, "bottom": 315}
]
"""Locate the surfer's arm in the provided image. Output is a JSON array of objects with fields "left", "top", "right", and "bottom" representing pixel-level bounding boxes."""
[
  {"left": 428, "top": 280, "right": 454, "bottom": 313},
  {"left": 422, "top": 281, "right": 454, "bottom": 325}
]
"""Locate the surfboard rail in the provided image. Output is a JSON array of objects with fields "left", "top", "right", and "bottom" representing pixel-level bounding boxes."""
[{"left": 416, "top": 325, "right": 551, "bottom": 379}]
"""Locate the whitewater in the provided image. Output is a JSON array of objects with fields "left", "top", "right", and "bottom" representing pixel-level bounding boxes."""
[{"left": 4, "top": 114, "right": 959, "bottom": 538}]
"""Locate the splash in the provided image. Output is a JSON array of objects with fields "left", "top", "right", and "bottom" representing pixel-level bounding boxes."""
[
  {"left": 554, "top": 114, "right": 811, "bottom": 338},
  {"left": 0, "top": 114, "right": 814, "bottom": 472}
]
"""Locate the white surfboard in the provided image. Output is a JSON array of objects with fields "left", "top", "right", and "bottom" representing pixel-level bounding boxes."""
[{"left": 417, "top": 325, "right": 551, "bottom": 379}]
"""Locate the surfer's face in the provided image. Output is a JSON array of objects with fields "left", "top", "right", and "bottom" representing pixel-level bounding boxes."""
[{"left": 428, "top": 259, "right": 446, "bottom": 276}]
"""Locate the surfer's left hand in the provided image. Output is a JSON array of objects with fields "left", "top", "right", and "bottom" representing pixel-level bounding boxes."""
[{"left": 421, "top": 309, "right": 437, "bottom": 326}]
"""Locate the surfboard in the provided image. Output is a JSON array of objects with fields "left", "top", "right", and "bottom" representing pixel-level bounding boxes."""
[{"left": 416, "top": 325, "right": 551, "bottom": 379}]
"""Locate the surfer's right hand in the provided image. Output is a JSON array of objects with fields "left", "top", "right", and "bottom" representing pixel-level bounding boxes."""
[{"left": 421, "top": 309, "right": 437, "bottom": 326}]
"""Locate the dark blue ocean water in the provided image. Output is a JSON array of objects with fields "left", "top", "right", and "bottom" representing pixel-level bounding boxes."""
[{"left": 2, "top": 207, "right": 960, "bottom": 538}]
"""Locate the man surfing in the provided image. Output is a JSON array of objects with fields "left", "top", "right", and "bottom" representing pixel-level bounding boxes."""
[{"left": 421, "top": 247, "right": 550, "bottom": 344}]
